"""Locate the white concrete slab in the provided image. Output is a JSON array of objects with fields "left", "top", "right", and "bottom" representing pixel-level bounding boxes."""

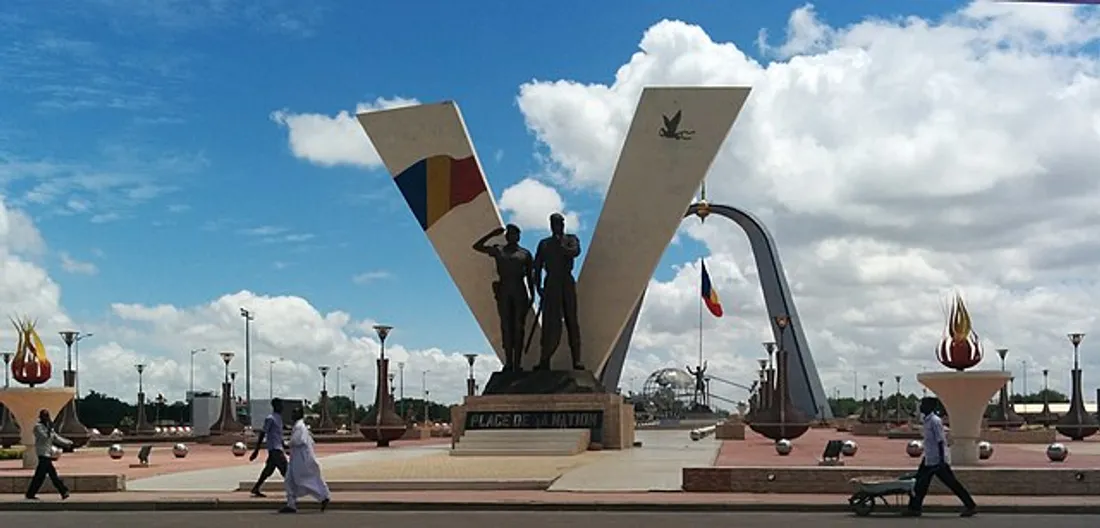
[
  {"left": 127, "top": 443, "right": 447, "bottom": 492},
  {"left": 547, "top": 430, "right": 720, "bottom": 492}
]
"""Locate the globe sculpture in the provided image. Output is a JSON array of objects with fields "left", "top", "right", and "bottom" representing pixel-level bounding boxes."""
[
  {"left": 935, "top": 293, "right": 982, "bottom": 371},
  {"left": 906, "top": 440, "right": 924, "bottom": 458},
  {"left": 49, "top": 445, "right": 62, "bottom": 461},
  {"left": 978, "top": 441, "right": 993, "bottom": 460},
  {"left": 172, "top": 443, "right": 189, "bottom": 458},
  {"left": 1046, "top": 443, "right": 1068, "bottom": 462},
  {"left": 841, "top": 439, "right": 858, "bottom": 457},
  {"left": 108, "top": 444, "right": 124, "bottom": 460},
  {"left": 231, "top": 441, "right": 247, "bottom": 457},
  {"left": 775, "top": 439, "right": 793, "bottom": 456},
  {"left": 639, "top": 368, "right": 697, "bottom": 419}
]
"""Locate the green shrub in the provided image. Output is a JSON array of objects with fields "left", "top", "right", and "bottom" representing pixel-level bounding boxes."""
[{"left": 0, "top": 448, "right": 24, "bottom": 460}]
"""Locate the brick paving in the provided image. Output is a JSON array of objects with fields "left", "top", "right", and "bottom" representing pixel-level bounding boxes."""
[
  {"left": 716, "top": 428, "right": 1100, "bottom": 468},
  {"left": 0, "top": 438, "right": 450, "bottom": 480},
  {"left": 322, "top": 450, "right": 609, "bottom": 480}
]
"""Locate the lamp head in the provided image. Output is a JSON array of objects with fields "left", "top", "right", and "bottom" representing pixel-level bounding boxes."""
[
  {"left": 1069, "top": 333, "right": 1085, "bottom": 346},
  {"left": 464, "top": 353, "right": 477, "bottom": 367},
  {"left": 757, "top": 359, "right": 768, "bottom": 371},
  {"left": 135, "top": 364, "right": 146, "bottom": 374},
  {"left": 762, "top": 342, "right": 777, "bottom": 355},
  {"left": 319, "top": 366, "right": 330, "bottom": 377},
  {"left": 895, "top": 375, "right": 901, "bottom": 383},
  {"left": 996, "top": 348, "right": 1009, "bottom": 361},
  {"left": 219, "top": 351, "right": 235, "bottom": 365},
  {"left": 59, "top": 331, "right": 78, "bottom": 346},
  {"left": 373, "top": 324, "right": 393, "bottom": 341},
  {"left": 1, "top": 352, "right": 12, "bottom": 364}
]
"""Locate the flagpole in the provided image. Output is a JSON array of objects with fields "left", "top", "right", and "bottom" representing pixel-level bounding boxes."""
[{"left": 698, "top": 259, "right": 704, "bottom": 370}]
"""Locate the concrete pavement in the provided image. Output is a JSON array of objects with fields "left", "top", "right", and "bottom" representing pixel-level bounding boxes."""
[
  {"left": 550, "top": 430, "right": 719, "bottom": 491},
  {"left": 1, "top": 511, "right": 1098, "bottom": 527}
]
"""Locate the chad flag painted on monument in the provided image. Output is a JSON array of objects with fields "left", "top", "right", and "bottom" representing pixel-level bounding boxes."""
[
  {"left": 394, "top": 155, "right": 488, "bottom": 231},
  {"left": 701, "top": 260, "right": 723, "bottom": 318}
]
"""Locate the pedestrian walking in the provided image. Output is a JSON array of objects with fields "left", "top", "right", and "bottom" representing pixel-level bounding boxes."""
[
  {"left": 903, "top": 396, "right": 977, "bottom": 517},
  {"left": 24, "top": 409, "right": 72, "bottom": 500},
  {"left": 279, "top": 404, "right": 330, "bottom": 513},
  {"left": 248, "top": 397, "right": 287, "bottom": 497}
]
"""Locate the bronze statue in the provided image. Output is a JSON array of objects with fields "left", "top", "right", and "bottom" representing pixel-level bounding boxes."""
[
  {"left": 532, "top": 213, "right": 582, "bottom": 370},
  {"left": 473, "top": 224, "right": 534, "bottom": 372},
  {"left": 687, "top": 362, "right": 708, "bottom": 407}
]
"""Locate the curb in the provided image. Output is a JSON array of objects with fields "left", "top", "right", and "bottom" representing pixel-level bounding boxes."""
[
  {"left": 244, "top": 479, "right": 554, "bottom": 492},
  {"left": 1, "top": 500, "right": 1099, "bottom": 514}
]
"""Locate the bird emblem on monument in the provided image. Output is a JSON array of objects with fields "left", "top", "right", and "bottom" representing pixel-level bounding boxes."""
[{"left": 935, "top": 293, "right": 983, "bottom": 371}]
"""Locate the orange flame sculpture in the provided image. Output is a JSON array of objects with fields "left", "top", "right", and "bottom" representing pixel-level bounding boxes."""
[
  {"left": 935, "top": 293, "right": 983, "bottom": 371},
  {"left": 10, "top": 317, "right": 52, "bottom": 386}
]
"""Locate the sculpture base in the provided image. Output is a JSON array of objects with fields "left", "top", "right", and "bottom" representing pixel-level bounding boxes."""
[
  {"left": 482, "top": 369, "right": 606, "bottom": 395},
  {"left": 209, "top": 383, "right": 244, "bottom": 435},
  {"left": 450, "top": 392, "right": 634, "bottom": 449},
  {"left": 53, "top": 399, "right": 90, "bottom": 450},
  {"left": 0, "top": 404, "right": 19, "bottom": 448},
  {"left": 918, "top": 370, "right": 1009, "bottom": 466},
  {"left": 0, "top": 388, "right": 75, "bottom": 468}
]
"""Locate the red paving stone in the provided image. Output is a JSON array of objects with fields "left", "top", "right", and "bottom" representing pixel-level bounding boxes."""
[
  {"left": 0, "top": 489, "right": 1096, "bottom": 507},
  {"left": 716, "top": 428, "right": 1100, "bottom": 468},
  {"left": 0, "top": 437, "right": 450, "bottom": 479}
]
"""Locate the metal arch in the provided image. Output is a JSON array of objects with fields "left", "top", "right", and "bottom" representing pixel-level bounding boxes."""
[{"left": 597, "top": 202, "right": 832, "bottom": 420}]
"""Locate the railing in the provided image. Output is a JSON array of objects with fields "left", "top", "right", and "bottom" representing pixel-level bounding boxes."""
[{"left": 690, "top": 423, "right": 719, "bottom": 441}]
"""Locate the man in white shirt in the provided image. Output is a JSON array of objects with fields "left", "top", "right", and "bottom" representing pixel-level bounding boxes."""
[{"left": 903, "top": 397, "right": 977, "bottom": 517}]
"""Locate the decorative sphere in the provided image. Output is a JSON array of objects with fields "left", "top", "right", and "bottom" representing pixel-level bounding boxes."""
[
  {"left": 172, "top": 443, "right": 189, "bottom": 458},
  {"left": 231, "top": 441, "right": 248, "bottom": 457},
  {"left": 978, "top": 441, "right": 994, "bottom": 460},
  {"left": 906, "top": 440, "right": 924, "bottom": 458},
  {"left": 154, "top": 427, "right": 163, "bottom": 434},
  {"left": 108, "top": 444, "right": 125, "bottom": 460},
  {"left": 775, "top": 439, "right": 793, "bottom": 456},
  {"left": 49, "top": 446, "right": 62, "bottom": 460},
  {"left": 841, "top": 440, "right": 858, "bottom": 457},
  {"left": 1047, "top": 443, "right": 1068, "bottom": 462}
]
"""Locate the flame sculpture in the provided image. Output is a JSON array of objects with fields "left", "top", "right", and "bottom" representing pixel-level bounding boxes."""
[
  {"left": 10, "top": 317, "right": 52, "bottom": 386},
  {"left": 935, "top": 293, "right": 983, "bottom": 371}
]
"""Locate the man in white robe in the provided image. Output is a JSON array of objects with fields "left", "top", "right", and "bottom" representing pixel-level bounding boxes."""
[{"left": 279, "top": 406, "right": 331, "bottom": 514}]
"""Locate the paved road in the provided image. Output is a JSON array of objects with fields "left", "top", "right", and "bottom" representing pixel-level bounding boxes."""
[{"left": 1, "top": 511, "right": 1098, "bottom": 527}]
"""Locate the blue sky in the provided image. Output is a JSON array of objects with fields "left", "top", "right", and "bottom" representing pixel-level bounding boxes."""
[{"left": 2, "top": 0, "right": 1010, "bottom": 373}]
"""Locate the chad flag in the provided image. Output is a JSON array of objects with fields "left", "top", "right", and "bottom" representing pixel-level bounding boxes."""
[
  {"left": 701, "top": 260, "right": 723, "bottom": 318},
  {"left": 395, "top": 155, "right": 487, "bottom": 231}
]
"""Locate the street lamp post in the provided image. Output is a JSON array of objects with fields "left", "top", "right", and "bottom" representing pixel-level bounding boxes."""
[
  {"left": 398, "top": 361, "right": 405, "bottom": 419},
  {"left": 349, "top": 382, "right": 357, "bottom": 424},
  {"left": 1, "top": 352, "right": 11, "bottom": 388},
  {"left": 239, "top": 307, "right": 254, "bottom": 422},
  {"left": 463, "top": 354, "right": 477, "bottom": 397},
  {"left": 421, "top": 370, "right": 429, "bottom": 425},
  {"left": 189, "top": 348, "right": 207, "bottom": 401},
  {"left": 70, "top": 332, "right": 92, "bottom": 398},
  {"left": 877, "top": 380, "right": 884, "bottom": 422},
  {"left": 894, "top": 375, "right": 902, "bottom": 424},
  {"left": 134, "top": 363, "right": 150, "bottom": 433},
  {"left": 268, "top": 358, "right": 283, "bottom": 400}
]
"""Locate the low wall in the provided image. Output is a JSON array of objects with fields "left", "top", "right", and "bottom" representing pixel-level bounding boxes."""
[
  {"left": 683, "top": 466, "right": 1100, "bottom": 496},
  {"left": 981, "top": 428, "right": 1057, "bottom": 444},
  {"left": 715, "top": 422, "right": 745, "bottom": 440},
  {"left": 0, "top": 474, "right": 125, "bottom": 494}
]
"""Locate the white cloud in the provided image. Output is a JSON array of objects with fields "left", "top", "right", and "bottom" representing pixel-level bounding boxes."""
[
  {"left": 515, "top": 2, "right": 1100, "bottom": 402},
  {"left": 59, "top": 252, "right": 98, "bottom": 275},
  {"left": 352, "top": 270, "right": 392, "bottom": 285},
  {"left": 271, "top": 96, "right": 420, "bottom": 168},
  {"left": 497, "top": 178, "right": 580, "bottom": 233}
]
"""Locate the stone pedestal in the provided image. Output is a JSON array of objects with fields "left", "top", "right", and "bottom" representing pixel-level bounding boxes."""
[
  {"left": 315, "top": 390, "right": 337, "bottom": 434},
  {"left": 53, "top": 370, "right": 89, "bottom": 450},
  {"left": 359, "top": 357, "right": 405, "bottom": 446},
  {"left": 0, "top": 404, "right": 19, "bottom": 448},
  {"left": 209, "top": 382, "right": 244, "bottom": 436},
  {"left": 450, "top": 392, "right": 635, "bottom": 450},
  {"left": 133, "top": 392, "right": 155, "bottom": 434},
  {"left": 715, "top": 419, "right": 745, "bottom": 440},
  {"left": 0, "top": 388, "right": 74, "bottom": 468},
  {"left": 918, "top": 371, "right": 1009, "bottom": 466}
]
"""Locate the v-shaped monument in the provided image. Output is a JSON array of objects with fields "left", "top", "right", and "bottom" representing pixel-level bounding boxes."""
[{"left": 356, "top": 86, "right": 830, "bottom": 422}]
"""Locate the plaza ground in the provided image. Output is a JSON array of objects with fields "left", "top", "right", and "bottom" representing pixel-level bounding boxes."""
[{"left": 2, "top": 511, "right": 1099, "bottom": 528}]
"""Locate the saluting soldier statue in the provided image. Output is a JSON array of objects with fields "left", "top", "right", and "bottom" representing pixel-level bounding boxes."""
[{"left": 473, "top": 224, "right": 535, "bottom": 372}]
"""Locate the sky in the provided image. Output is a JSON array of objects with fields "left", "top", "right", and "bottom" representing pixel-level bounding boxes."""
[{"left": 2, "top": 0, "right": 1100, "bottom": 409}]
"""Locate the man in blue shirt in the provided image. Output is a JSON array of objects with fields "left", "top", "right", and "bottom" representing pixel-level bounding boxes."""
[
  {"left": 904, "top": 396, "right": 977, "bottom": 517},
  {"left": 248, "top": 398, "right": 287, "bottom": 498}
]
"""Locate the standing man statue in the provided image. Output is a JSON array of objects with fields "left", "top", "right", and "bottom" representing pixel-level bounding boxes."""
[
  {"left": 687, "top": 362, "right": 708, "bottom": 408},
  {"left": 533, "top": 213, "right": 583, "bottom": 371},
  {"left": 473, "top": 224, "right": 535, "bottom": 372}
]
